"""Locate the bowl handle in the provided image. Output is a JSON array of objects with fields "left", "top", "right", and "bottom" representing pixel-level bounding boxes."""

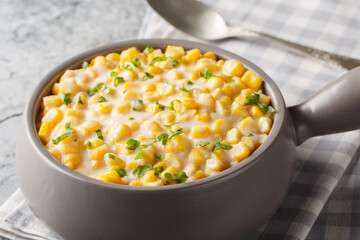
[{"left": 288, "top": 67, "right": 360, "bottom": 145}]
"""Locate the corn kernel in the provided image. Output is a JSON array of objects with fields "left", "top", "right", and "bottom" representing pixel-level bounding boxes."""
[
  {"left": 202, "top": 51, "right": 216, "bottom": 60},
  {"left": 231, "top": 102, "right": 249, "bottom": 119},
  {"left": 165, "top": 45, "right": 185, "bottom": 60},
  {"left": 108, "top": 123, "right": 131, "bottom": 143},
  {"left": 59, "top": 77, "right": 80, "bottom": 95},
  {"left": 129, "top": 180, "right": 143, "bottom": 186},
  {"left": 52, "top": 83, "right": 59, "bottom": 95},
  {"left": 116, "top": 102, "right": 131, "bottom": 114},
  {"left": 96, "top": 102, "right": 113, "bottom": 114},
  {"left": 250, "top": 105, "right": 265, "bottom": 119},
  {"left": 259, "top": 93, "right": 271, "bottom": 105},
  {"left": 127, "top": 121, "right": 139, "bottom": 131},
  {"left": 258, "top": 117, "right": 272, "bottom": 134},
  {"left": 241, "top": 70, "right": 263, "bottom": 90},
  {"left": 196, "top": 58, "right": 217, "bottom": 72},
  {"left": 83, "top": 120, "right": 101, "bottom": 132},
  {"left": 157, "top": 83, "right": 175, "bottom": 97},
  {"left": 167, "top": 69, "right": 182, "bottom": 80},
  {"left": 198, "top": 93, "right": 215, "bottom": 110},
  {"left": 226, "top": 128, "right": 242, "bottom": 144},
  {"left": 120, "top": 47, "right": 139, "bottom": 65},
  {"left": 195, "top": 112, "right": 211, "bottom": 122},
  {"left": 193, "top": 170, "right": 207, "bottom": 180},
  {"left": 104, "top": 153, "right": 126, "bottom": 168},
  {"left": 141, "top": 120, "right": 162, "bottom": 138},
  {"left": 62, "top": 139, "right": 84, "bottom": 154},
  {"left": 212, "top": 119, "right": 232, "bottom": 137},
  {"left": 215, "top": 100, "right": 231, "bottom": 116},
  {"left": 64, "top": 153, "right": 82, "bottom": 169},
  {"left": 42, "top": 108, "right": 63, "bottom": 125},
  {"left": 189, "top": 148, "right": 206, "bottom": 165},
  {"left": 106, "top": 53, "right": 120, "bottom": 62},
  {"left": 184, "top": 48, "right": 201, "bottom": 63},
  {"left": 142, "top": 170, "right": 159, "bottom": 183},
  {"left": 65, "top": 109, "right": 83, "bottom": 118},
  {"left": 43, "top": 95, "right": 63, "bottom": 108},
  {"left": 146, "top": 65, "right": 163, "bottom": 75},
  {"left": 122, "top": 90, "right": 140, "bottom": 101},
  {"left": 48, "top": 147, "right": 61, "bottom": 161},
  {"left": 241, "top": 137, "right": 255, "bottom": 153},
  {"left": 164, "top": 135, "right": 189, "bottom": 153},
  {"left": 182, "top": 98, "right": 198, "bottom": 110},
  {"left": 223, "top": 59, "right": 245, "bottom": 77},
  {"left": 231, "top": 142, "right": 250, "bottom": 162},
  {"left": 190, "top": 125, "right": 211, "bottom": 138},
  {"left": 38, "top": 121, "right": 54, "bottom": 143},
  {"left": 122, "top": 82, "right": 139, "bottom": 91},
  {"left": 97, "top": 169, "right": 123, "bottom": 184},
  {"left": 143, "top": 83, "right": 157, "bottom": 92},
  {"left": 206, "top": 158, "right": 227, "bottom": 171},
  {"left": 239, "top": 117, "right": 260, "bottom": 134},
  {"left": 206, "top": 77, "right": 224, "bottom": 91},
  {"left": 91, "top": 144, "right": 110, "bottom": 161}
]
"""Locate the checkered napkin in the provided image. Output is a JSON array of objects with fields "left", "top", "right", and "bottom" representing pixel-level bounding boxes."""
[{"left": 1, "top": 0, "right": 360, "bottom": 239}]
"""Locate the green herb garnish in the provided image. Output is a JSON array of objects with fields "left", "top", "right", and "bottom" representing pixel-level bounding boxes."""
[
  {"left": 180, "top": 81, "right": 194, "bottom": 92},
  {"left": 212, "top": 138, "right": 232, "bottom": 155},
  {"left": 168, "top": 99, "right": 182, "bottom": 111},
  {"left": 131, "top": 99, "right": 144, "bottom": 111},
  {"left": 156, "top": 100, "right": 166, "bottom": 110},
  {"left": 163, "top": 121, "right": 179, "bottom": 127},
  {"left": 174, "top": 171, "right": 188, "bottom": 183},
  {"left": 98, "top": 96, "right": 107, "bottom": 103},
  {"left": 108, "top": 153, "right": 117, "bottom": 160},
  {"left": 115, "top": 166, "right": 126, "bottom": 178},
  {"left": 164, "top": 173, "right": 173, "bottom": 180},
  {"left": 169, "top": 57, "right": 179, "bottom": 67},
  {"left": 199, "top": 67, "right": 216, "bottom": 80},
  {"left": 81, "top": 61, "right": 89, "bottom": 69},
  {"left": 143, "top": 128, "right": 183, "bottom": 147},
  {"left": 154, "top": 153, "right": 163, "bottom": 162},
  {"left": 131, "top": 57, "right": 141, "bottom": 67},
  {"left": 77, "top": 96, "right": 83, "bottom": 105},
  {"left": 126, "top": 139, "right": 142, "bottom": 159},
  {"left": 243, "top": 90, "right": 275, "bottom": 113},
  {"left": 248, "top": 133, "right": 254, "bottom": 137},
  {"left": 84, "top": 140, "right": 92, "bottom": 149},
  {"left": 197, "top": 141, "right": 210, "bottom": 147},
  {"left": 154, "top": 166, "right": 163, "bottom": 178},
  {"left": 133, "top": 164, "right": 153, "bottom": 178},
  {"left": 59, "top": 93, "right": 72, "bottom": 107},
  {"left": 149, "top": 56, "right": 167, "bottom": 65},
  {"left": 141, "top": 72, "right": 154, "bottom": 81},
  {"left": 109, "top": 71, "right": 117, "bottom": 78},
  {"left": 52, "top": 122, "right": 74, "bottom": 145},
  {"left": 129, "top": 117, "right": 135, "bottom": 120},
  {"left": 114, "top": 76, "right": 125, "bottom": 87},
  {"left": 124, "top": 64, "right": 133, "bottom": 71},
  {"left": 96, "top": 129, "right": 103, "bottom": 140},
  {"left": 88, "top": 82, "right": 104, "bottom": 96},
  {"left": 143, "top": 45, "right": 154, "bottom": 54}
]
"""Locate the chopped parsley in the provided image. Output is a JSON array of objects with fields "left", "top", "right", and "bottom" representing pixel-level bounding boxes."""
[
  {"left": 88, "top": 82, "right": 104, "bottom": 96},
  {"left": 248, "top": 133, "right": 254, "bottom": 137},
  {"left": 180, "top": 81, "right": 194, "bottom": 92},
  {"left": 59, "top": 93, "right": 72, "bottom": 107},
  {"left": 96, "top": 129, "right": 103, "bottom": 140},
  {"left": 154, "top": 153, "right": 163, "bottom": 161},
  {"left": 143, "top": 45, "right": 154, "bottom": 54},
  {"left": 108, "top": 153, "right": 117, "bottom": 160},
  {"left": 126, "top": 138, "right": 142, "bottom": 159},
  {"left": 98, "top": 96, "right": 107, "bottom": 102},
  {"left": 141, "top": 72, "right": 154, "bottom": 81},
  {"left": 155, "top": 100, "right": 166, "bottom": 110},
  {"left": 131, "top": 99, "right": 144, "bottom": 111},
  {"left": 81, "top": 61, "right": 89, "bottom": 69},
  {"left": 131, "top": 57, "right": 141, "bottom": 67},
  {"left": 163, "top": 121, "right": 179, "bottom": 127},
  {"left": 149, "top": 56, "right": 167, "bottom": 65},
  {"left": 114, "top": 76, "right": 125, "bottom": 87},
  {"left": 84, "top": 140, "right": 92, "bottom": 149},
  {"left": 133, "top": 164, "right": 153, "bottom": 178},
  {"left": 243, "top": 90, "right": 275, "bottom": 113},
  {"left": 199, "top": 67, "right": 216, "bottom": 80},
  {"left": 77, "top": 96, "right": 83, "bottom": 105},
  {"left": 169, "top": 57, "right": 179, "bottom": 67},
  {"left": 164, "top": 172, "right": 173, "bottom": 180},
  {"left": 197, "top": 141, "right": 210, "bottom": 147},
  {"left": 154, "top": 166, "right": 163, "bottom": 178},
  {"left": 109, "top": 71, "right": 117, "bottom": 78},
  {"left": 164, "top": 171, "right": 189, "bottom": 183},
  {"left": 52, "top": 122, "right": 74, "bottom": 145},
  {"left": 212, "top": 138, "right": 232, "bottom": 155},
  {"left": 124, "top": 64, "right": 133, "bottom": 71},
  {"left": 143, "top": 128, "right": 183, "bottom": 147},
  {"left": 167, "top": 99, "right": 182, "bottom": 111},
  {"left": 115, "top": 166, "right": 126, "bottom": 178},
  {"left": 129, "top": 117, "right": 135, "bottom": 120}
]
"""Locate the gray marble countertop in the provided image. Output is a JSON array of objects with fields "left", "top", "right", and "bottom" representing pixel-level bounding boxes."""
[{"left": 0, "top": 0, "right": 147, "bottom": 238}]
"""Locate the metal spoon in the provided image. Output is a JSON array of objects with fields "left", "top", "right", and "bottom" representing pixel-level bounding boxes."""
[{"left": 147, "top": 0, "right": 360, "bottom": 71}]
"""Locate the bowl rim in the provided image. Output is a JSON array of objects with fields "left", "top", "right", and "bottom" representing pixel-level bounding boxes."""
[{"left": 25, "top": 38, "right": 287, "bottom": 191}]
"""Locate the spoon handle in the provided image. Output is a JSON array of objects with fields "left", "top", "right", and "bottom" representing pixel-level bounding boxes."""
[{"left": 228, "top": 27, "right": 360, "bottom": 71}]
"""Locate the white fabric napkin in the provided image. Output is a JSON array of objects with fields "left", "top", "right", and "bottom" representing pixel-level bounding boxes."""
[{"left": 1, "top": 0, "right": 360, "bottom": 239}]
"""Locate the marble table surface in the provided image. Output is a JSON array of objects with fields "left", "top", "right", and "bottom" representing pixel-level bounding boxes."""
[{"left": 0, "top": 0, "right": 147, "bottom": 238}]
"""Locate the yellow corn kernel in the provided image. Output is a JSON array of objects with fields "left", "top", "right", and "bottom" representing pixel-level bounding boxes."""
[
  {"left": 165, "top": 45, "right": 185, "bottom": 60},
  {"left": 91, "top": 144, "right": 110, "bottom": 161},
  {"left": 250, "top": 105, "right": 265, "bottom": 119},
  {"left": 193, "top": 170, "right": 207, "bottom": 180},
  {"left": 76, "top": 126, "right": 89, "bottom": 138},
  {"left": 146, "top": 65, "right": 163, "bottom": 74},
  {"left": 63, "top": 154, "right": 82, "bottom": 169},
  {"left": 223, "top": 59, "right": 245, "bottom": 77},
  {"left": 196, "top": 58, "right": 217, "bottom": 72},
  {"left": 138, "top": 135, "right": 148, "bottom": 142},
  {"left": 206, "top": 158, "right": 227, "bottom": 172},
  {"left": 127, "top": 161, "right": 140, "bottom": 171},
  {"left": 97, "top": 169, "right": 123, "bottom": 184},
  {"left": 212, "top": 119, "right": 232, "bottom": 137},
  {"left": 96, "top": 102, "right": 113, "bottom": 114},
  {"left": 89, "top": 138, "right": 104, "bottom": 148},
  {"left": 184, "top": 48, "right": 201, "bottom": 63},
  {"left": 215, "top": 100, "right": 231, "bottom": 116},
  {"left": 142, "top": 170, "right": 159, "bottom": 183},
  {"left": 189, "top": 148, "right": 206, "bottom": 165},
  {"left": 189, "top": 72, "right": 199, "bottom": 80},
  {"left": 48, "top": 147, "right": 61, "bottom": 161},
  {"left": 93, "top": 56, "right": 107, "bottom": 67},
  {"left": 122, "top": 82, "right": 139, "bottom": 91},
  {"left": 65, "top": 109, "right": 83, "bottom": 118},
  {"left": 83, "top": 120, "right": 101, "bottom": 132},
  {"left": 231, "top": 102, "right": 249, "bottom": 119},
  {"left": 217, "top": 59, "right": 225, "bottom": 69},
  {"left": 142, "top": 147, "right": 156, "bottom": 164},
  {"left": 231, "top": 142, "right": 250, "bottom": 162},
  {"left": 160, "top": 166, "right": 178, "bottom": 180},
  {"left": 86, "top": 67, "right": 98, "bottom": 78},
  {"left": 146, "top": 103, "right": 162, "bottom": 114},
  {"left": 182, "top": 98, "right": 198, "bottom": 110},
  {"left": 211, "top": 88, "right": 223, "bottom": 100},
  {"left": 241, "top": 137, "right": 255, "bottom": 153},
  {"left": 221, "top": 84, "right": 234, "bottom": 97},
  {"left": 167, "top": 69, "right": 182, "bottom": 80},
  {"left": 116, "top": 102, "right": 131, "bottom": 115},
  {"left": 226, "top": 128, "right": 242, "bottom": 144},
  {"left": 212, "top": 149, "right": 227, "bottom": 161},
  {"left": 42, "top": 108, "right": 63, "bottom": 125},
  {"left": 140, "top": 120, "right": 162, "bottom": 138},
  {"left": 259, "top": 117, "right": 272, "bottom": 134},
  {"left": 115, "top": 142, "right": 131, "bottom": 155},
  {"left": 198, "top": 93, "right": 215, "bottom": 110},
  {"left": 122, "top": 90, "right": 140, "bottom": 101},
  {"left": 127, "top": 121, "right": 139, "bottom": 131},
  {"left": 157, "top": 83, "right": 175, "bottom": 97},
  {"left": 106, "top": 53, "right": 120, "bottom": 62},
  {"left": 143, "top": 92, "right": 157, "bottom": 101},
  {"left": 260, "top": 93, "right": 271, "bottom": 105},
  {"left": 52, "top": 83, "right": 59, "bottom": 95},
  {"left": 120, "top": 47, "right": 139, "bottom": 65},
  {"left": 129, "top": 180, "right": 143, "bottom": 186},
  {"left": 61, "top": 138, "right": 83, "bottom": 153},
  {"left": 195, "top": 112, "right": 211, "bottom": 122},
  {"left": 143, "top": 83, "right": 157, "bottom": 92},
  {"left": 38, "top": 121, "right": 54, "bottom": 143},
  {"left": 58, "top": 77, "right": 80, "bottom": 95},
  {"left": 206, "top": 77, "right": 224, "bottom": 91},
  {"left": 110, "top": 123, "right": 131, "bottom": 143},
  {"left": 241, "top": 70, "right": 263, "bottom": 90},
  {"left": 239, "top": 117, "right": 260, "bottom": 135},
  {"left": 104, "top": 153, "right": 126, "bottom": 168},
  {"left": 155, "top": 111, "right": 176, "bottom": 124},
  {"left": 240, "top": 88, "right": 254, "bottom": 97},
  {"left": 202, "top": 51, "right": 216, "bottom": 60},
  {"left": 43, "top": 95, "right": 63, "bottom": 108},
  {"left": 164, "top": 135, "right": 189, "bottom": 153},
  {"left": 190, "top": 125, "right": 211, "bottom": 138}
]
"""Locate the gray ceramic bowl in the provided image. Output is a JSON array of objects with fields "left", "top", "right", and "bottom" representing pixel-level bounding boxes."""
[{"left": 16, "top": 39, "right": 360, "bottom": 240}]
